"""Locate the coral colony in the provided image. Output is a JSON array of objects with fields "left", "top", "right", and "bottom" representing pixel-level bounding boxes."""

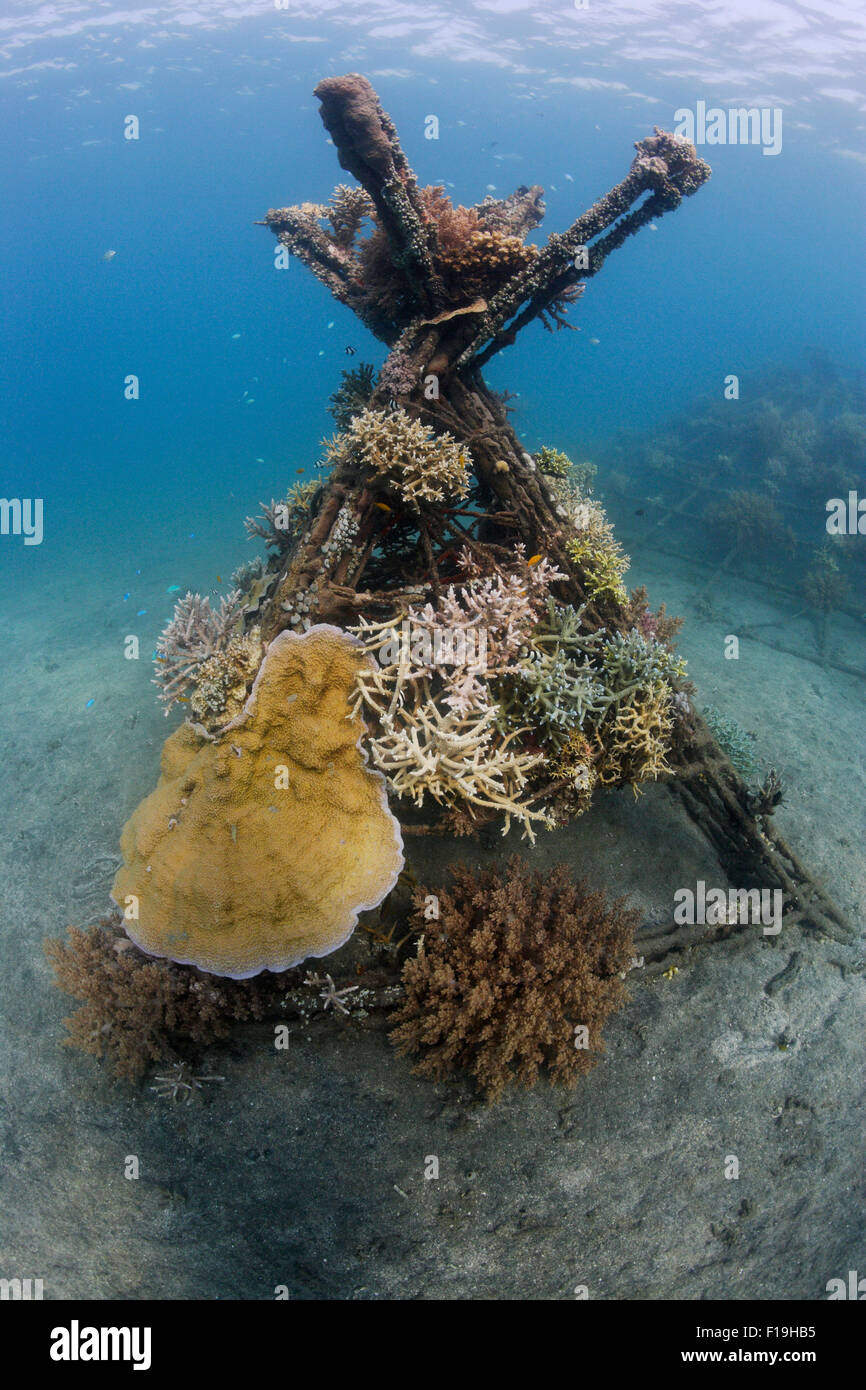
[{"left": 48, "top": 75, "right": 851, "bottom": 1101}]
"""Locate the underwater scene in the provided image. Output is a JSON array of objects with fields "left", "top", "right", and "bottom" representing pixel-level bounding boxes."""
[{"left": 2, "top": 0, "right": 865, "bottom": 1326}]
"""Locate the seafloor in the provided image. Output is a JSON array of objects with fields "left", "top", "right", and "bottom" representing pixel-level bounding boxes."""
[{"left": 1, "top": 513, "right": 863, "bottom": 1300}]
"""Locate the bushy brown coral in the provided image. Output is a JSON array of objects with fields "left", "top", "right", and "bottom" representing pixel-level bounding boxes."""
[
  {"left": 45, "top": 917, "right": 290, "bottom": 1081},
  {"left": 353, "top": 185, "right": 538, "bottom": 321},
  {"left": 389, "top": 857, "right": 637, "bottom": 1102},
  {"left": 422, "top": 186, "right": 539, "bottom": 302}
]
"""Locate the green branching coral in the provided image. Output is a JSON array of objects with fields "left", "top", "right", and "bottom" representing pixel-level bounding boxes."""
[
  {"left": 701, "top": 705, "right": 761, "bottom": 782},
  {"left": 535, "top": 447, "right": 597, "bottom": 495},
  {"left": 599, "top": 629, "right": 686, "bottom": 708},
  {"left": 325, "top": 406, "right": 471, "bottom": 509},
  {"left": 567, "top": 533, "right": 629, "bottom": 603},
  {"left": 497, "top": 648, "right": 606, "bottom": 750},
  {"left": 535, "top": 445, "right": 572, "bottom": 478},
  {"left": 328, "top": 362, "right": 377, "bottom": 430}
]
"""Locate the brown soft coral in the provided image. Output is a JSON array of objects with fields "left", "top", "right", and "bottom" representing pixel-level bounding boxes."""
[
  {"left": 389, "top": 857, "right": 637, "bottom": 1102},
  {"left": 354, "top": 185, "right": 538, "bottom": 322},
  {"left": 44, "top": 917, "right": 289, "bottom": 1081}
]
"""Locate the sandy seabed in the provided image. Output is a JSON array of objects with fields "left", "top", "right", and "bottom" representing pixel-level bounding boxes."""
[{"left": 1, "top": 521, "right": 863, "bottom": 1300}]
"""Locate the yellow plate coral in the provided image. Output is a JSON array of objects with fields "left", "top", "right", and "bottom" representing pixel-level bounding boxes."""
[{"left": 112, "top": 625, "right": 404, "bottom": 978}]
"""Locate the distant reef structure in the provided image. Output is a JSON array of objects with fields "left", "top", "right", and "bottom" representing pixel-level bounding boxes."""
[
  {"left": 48, "top": 76, "right": 852, "bottom": 1102},
  {"left": 596, "top": 354, "right": 865, "bottom": 665}
]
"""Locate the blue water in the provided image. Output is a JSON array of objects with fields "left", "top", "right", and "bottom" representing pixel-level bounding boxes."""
[{"left": 3, "top": 0, "right": 864, "bottom": 586}]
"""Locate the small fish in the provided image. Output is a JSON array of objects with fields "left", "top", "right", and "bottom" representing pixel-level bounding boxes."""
[
  {"left": 176, "top": 696, "right": 189, "bottom": 704},
  {"left": 564, "top": 173, "right": 574, "bottom": 182},
  {"left": 296, "top": 468, "right": 305, "bottom": 474},
  {"left": 166, "top": 584, "right": 181, "bottom": 593},
  {"left": 589, "top": 337, "right": 600, "bottom": 345},
  {"left": 345, "top": 345, "right": 356, "bottom": 356},
  {"left": 231, "top": 332, "right": 241, "bottom": 339},
  {"left": 634, "top": 508, "right": 645, "bottom": 517},
  {"left": 486, "top": 183, "right": 496, "bottom": 191},
  {"left": 527, "top": 554, "right": 542, "bottom": 567},
  {"left": 216, "top": 575, "right": 221, "bottom": 583},
  {"left": 101, "top": 250, "right": 116, "bottom": 261},
  {"left": 649, "top": 222, "right": 659, "bottom": 232},
  {"left": 136, "top": 609, "right": 146, "bottom": 616},
  {"left": 327, "top": 321, "right": 334, "bottom": 329},
  {"left": 85, "top": 698, "right": 95, "bottom": 708},
  {"left": 255, "top": 457, "right": 264, "bottom": 462},
  {"left": 246, "top": 397, "right": 255, "bottom": 404},
  {"left": 122, "top": 592, "right": 130, "bottom": 601},
  {"left": 374, "top": 501, "right": 392, "bottom": 513}
]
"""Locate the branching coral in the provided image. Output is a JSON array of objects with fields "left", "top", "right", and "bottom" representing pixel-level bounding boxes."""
[
  {"left": 327, "top": 406, "right": 470, "bottom": 509},
  {"left": 701, "top": 704, "right": 761, "bottom": 782},
  {"left": 596, "top": 680, "right": 674, "bottom": 787},
  {"left": 153, "top": 590, "right": 244, "bottom": 714},
  {"left": 535, "top": 446, "right": 596, "bottom": 490},
  {"left": 328, "top": 361, "right": 377, "bottom": 430},
  {"left": 349, "top": 552, "right": 566, "bottom": 836},
  {"left": 496, "top": 647, "right": 606, "bottom": 751},
  {"left": 245, "top": 481, "right": 318, "bottom": 551},
  {"left": 364, "top": 697, "right": 548, "bottom": 840},
  {"left": 599, "top": 628, "right": 686, "bottom": 708},
  {"left": 188, "top": 627, "right": 262, "bottom": 731},
  {"left": 566, "top": 528, "right": 630, "bottom": 605},
  {"left": 389, "top": 857, "right": 637, "bottom": 1103},
  {"left": 625, "top": 585, "right": 684, "bottom": 649}
]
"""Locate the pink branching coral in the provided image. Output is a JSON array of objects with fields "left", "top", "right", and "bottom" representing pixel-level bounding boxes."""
[{"left": 153, "top": 589, "right": 243, "bottom": 714}]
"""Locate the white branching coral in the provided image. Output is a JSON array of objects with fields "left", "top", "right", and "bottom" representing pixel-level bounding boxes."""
[
  {"left": 348, "top": 549, "right": 564, "bottom": 838},
  {"left": 326, "top": 406, "right": 471, "bottom": 508},
  {"left": 366, "top": 698, "right": 548, "bottom": 841},
  {"left": 351, "top": 546, "right": 565, "bottom": 717},
  {"left": 153, "top": 590, "right": 244, "bottom": 713}
]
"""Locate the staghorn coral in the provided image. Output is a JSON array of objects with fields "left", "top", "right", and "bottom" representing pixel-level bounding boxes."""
[
  {"left": 596, "top": 680, "right": 674, "bottom": 787},
  {"left": 495, "top": 647, "right": 606, "bottom": 751},
  {"left": 599, "top": 628, "right": 686, "bottom": 708},
  {"left": 701, "top": 704, "right": 761, "bottom": 782},
  {"left": 536, "top": 447, "right": 597, "bottom": 493},
  {"left": 326, "top": 183, "right": 374, "bottom": 249},
  {"left": 566, "top": 528, "right": 630, "bottom": 605},
  {"left": 389, "top": 857, "right": 637, "bottom": 1103},
  {"left": 114, "top": 626, "right": 404, "bottom": 977},
  {"left": 244, "top": 481, "right": 318, "bottom": 551},
  {"left": 187, "top": 627, "right": 262, "bottom": 731},
  {"left": 153, "top": 589, "right": 244, "bottom": 714},
  {"left": 326, "top": 406, "right": 470, "bottom": 509},
  {"left": 363, "top": 697, "right": 548, "bottom": 841}
]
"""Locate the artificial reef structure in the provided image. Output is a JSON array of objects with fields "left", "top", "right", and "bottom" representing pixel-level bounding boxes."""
[{"left": 49, "top": 75, "right": 851, "bottom": 1100}]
